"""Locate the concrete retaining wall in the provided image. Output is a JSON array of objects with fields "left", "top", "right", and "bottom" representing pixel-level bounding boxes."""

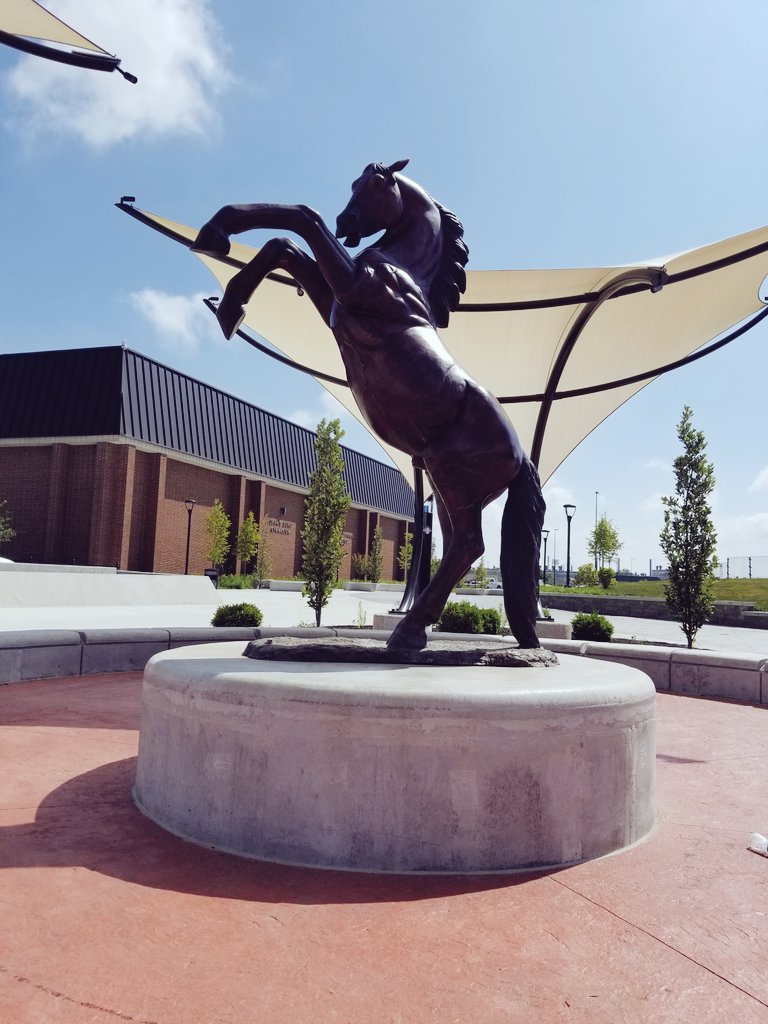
[
  {"left": 545, "top": 592, "right": 768, "bottom": 629},
  {"left": 0, "top": 568, "right": 216, "bottom": 608},
  {"left": 1, "top": 627, "right": 766, "bottom": 705}
]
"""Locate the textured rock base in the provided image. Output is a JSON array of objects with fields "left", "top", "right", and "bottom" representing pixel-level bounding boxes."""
[
  {"left": 134, "top": 642, "right": 656, "bottom": 874},
  {"left": 245, "top": 635, "right": 558, "bottom": 668}
]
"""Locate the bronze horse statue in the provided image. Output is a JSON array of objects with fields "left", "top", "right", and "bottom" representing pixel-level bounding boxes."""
[{"left": 193, "top": 160, "right": 545, "bottom": 650}]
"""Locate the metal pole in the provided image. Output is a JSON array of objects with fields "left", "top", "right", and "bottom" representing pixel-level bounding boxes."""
[
  {"left": 594, "top": 491, "right": 599, "bottom": 570},
  {"left": 564, "top": 505, "right": 575, "bottom": 587},
  {"left": 541, "top": 530, "right": 549, "bottom": 586},
  {"left": 184, "top": 499, "right": 196, "bottom": 575}
]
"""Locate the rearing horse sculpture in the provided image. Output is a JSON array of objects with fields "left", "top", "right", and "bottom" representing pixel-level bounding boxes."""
[{"left": 193, "top": 160, "right": 545, "bottom": 650}]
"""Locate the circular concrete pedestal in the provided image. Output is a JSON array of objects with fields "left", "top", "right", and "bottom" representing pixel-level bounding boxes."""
[{"left": 134, "top": 642, "right": 656, "bottom": 874}]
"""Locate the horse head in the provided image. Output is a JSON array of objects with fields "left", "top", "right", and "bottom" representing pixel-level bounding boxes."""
[{"left": 335, "top": 159, "right": 410, "bottom": 248}]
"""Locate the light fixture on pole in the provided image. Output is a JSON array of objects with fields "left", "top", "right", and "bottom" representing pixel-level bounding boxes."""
[
  {"left": 184, "top": 499, "right": 196, "bottom": 575},
  {"left": 541, "top": 529, "right": 549, "bottom": 585},
  {"left": 563, "top": 504, "right": 576, "bottom": 587}
]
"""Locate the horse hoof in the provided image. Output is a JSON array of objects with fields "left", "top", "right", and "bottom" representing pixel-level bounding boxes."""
[
  {"left": 190, "top": 222, "right": 231, "bottom": 258},
  {"left": 386, "top": 624, "right": 428, "bottom": 651},
  {"left": 217, "top": 300, "right": 246, "bottom": 340}
]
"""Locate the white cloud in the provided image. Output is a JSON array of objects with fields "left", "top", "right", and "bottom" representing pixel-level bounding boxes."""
[
  {"left": 542, "top": 476, "right": 576, "bottom": 512},
  {"left": 129, "top": 289, "right": 222, "bottom": 352},
  {"left": 288, "top": 392, "right": 350, "bottom": 433},
  {"left": 748, "top": 466, "right": 768, "bottom": 493},
  {"left": 640, "top": 492, "right": 665, "bottom": 513},
  {"left": 5, "top": 0, "right": 232, "bottom": 148},
  {"left": 645, "top": 458, "right": 671, "bottom": 473},
  {"left": 714, "top": 512, "right": 768, "bottom": 555}
]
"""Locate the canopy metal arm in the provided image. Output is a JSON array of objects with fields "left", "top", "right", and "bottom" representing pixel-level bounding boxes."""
[
  {"left": 530, "top": 268, "right": 666, "bottom": 467},
  {"left": 1, "top": 29, "right": 137, "bottom": 80}
]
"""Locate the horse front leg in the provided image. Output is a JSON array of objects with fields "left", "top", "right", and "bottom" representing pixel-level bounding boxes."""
[
  {"left": 192, "top": 202, "right": 357, "bottom": 300},
  {"left": 216, "top": 237, "right": 334, "bottom": 338}
]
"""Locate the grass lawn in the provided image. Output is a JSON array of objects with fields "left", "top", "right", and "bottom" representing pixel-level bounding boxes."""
[{"left": 541, "top": 577, "right": 768, "bottom": 610}]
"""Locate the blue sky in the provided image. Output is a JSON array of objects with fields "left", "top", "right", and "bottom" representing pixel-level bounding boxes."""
[{"left": 1, "top": 0, "right": 766, "bottom": 573}]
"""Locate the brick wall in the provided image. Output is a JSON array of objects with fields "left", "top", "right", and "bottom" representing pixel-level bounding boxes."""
[{"left": 0, "top": 440, "right": 411, "bottom": 578}]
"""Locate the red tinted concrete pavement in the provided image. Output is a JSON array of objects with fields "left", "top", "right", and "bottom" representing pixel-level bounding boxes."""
[{"left": 1, "top": 673, "right": 767, "bottom": 1024}]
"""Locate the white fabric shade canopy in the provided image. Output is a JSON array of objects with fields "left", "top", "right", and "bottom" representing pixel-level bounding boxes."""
[
  {"left": 120, "top": 204, "right": 768, "bottom": 487},
  {"left": 0, "top": 0, "right": 135, "bottom": 79}
]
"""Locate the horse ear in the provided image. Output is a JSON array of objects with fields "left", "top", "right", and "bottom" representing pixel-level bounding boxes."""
[{"left": 388, "top": 159, "right": 409, "bottom": 175}]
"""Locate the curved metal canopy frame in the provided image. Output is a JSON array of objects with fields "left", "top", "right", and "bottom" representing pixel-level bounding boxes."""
[
  {"left": 119, "top": 199, "right": 768, "bottom": 469},
  {"left": 117, "top": 198, "right": 768, "bottom": 609}
]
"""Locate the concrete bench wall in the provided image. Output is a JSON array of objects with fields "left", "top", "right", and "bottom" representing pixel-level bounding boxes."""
[{"left": 1, "top": 627, "right": 766, "bottom": 706}]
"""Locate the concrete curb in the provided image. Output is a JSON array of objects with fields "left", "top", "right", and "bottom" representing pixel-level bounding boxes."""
[{"left": 1, "top": 627, "right": 765, "bottom": 705}]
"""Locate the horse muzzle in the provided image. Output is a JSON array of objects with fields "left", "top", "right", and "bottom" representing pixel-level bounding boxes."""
[{"left": 335, "top": 211, "right": 362, "bottom": 249}]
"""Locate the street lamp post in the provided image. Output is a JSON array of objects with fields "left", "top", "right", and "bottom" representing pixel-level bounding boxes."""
[
  {"left": 594, "top": 491, "right": 599, "bottom": 571},
  {"left": 184, "top": 498, "right": 196, "bottom": 575},
  {"left": 564, "top": 504, "right": 576, "bottom": 587},
  {"left": 541, "top": 529, "right": 549, "bottom": 585}
]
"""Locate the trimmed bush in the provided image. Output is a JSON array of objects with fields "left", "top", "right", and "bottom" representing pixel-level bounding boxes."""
[
  {"left": 438, "top": 600, "right": 501, "bottom": 635},
  {"left": 573, "top": 563, "right": 599, "bottom": 587},
  {"left": 218, "top": 574, "right": 254, "bottom": 589},
  {"left": 438, "top": 600, "right": 484, "bottom": 633},
  {"left": 211, "top": 602, "right": 263, "bottom": 627},
  {"left": 597, "top": 566, "right": 616, "bottom": 590},
  {"left": 571, "top": 611, "right": 614, "bottom": 642},
  {"left": 479, "top": 607, "right": 502, "bottom": 635}
]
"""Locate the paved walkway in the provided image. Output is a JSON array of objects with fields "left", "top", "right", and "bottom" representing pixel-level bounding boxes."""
[
  {"left": 1, "top": 586, "right": 767, "bottom": 655},
  {"left": 1, "top": 672, "right": 767, "bottom": 1023}
]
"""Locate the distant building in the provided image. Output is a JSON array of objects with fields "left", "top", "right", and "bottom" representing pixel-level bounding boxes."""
[{"left": 0, "top": 346, "right": 414, "bottom": 578}]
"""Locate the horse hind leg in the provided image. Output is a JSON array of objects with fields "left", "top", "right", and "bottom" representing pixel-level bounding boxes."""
[
  {"left": 388, "top": 496, "right": 483, "bottom": 651},
  {"left": 499, "top": 458, "right": 545, "bottom": 649}
]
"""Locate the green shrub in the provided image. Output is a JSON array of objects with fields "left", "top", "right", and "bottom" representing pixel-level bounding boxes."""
[
  {"left": 573, "top": 563, "right": 599, "bottom": 587},
  {"left": 218, "top": 573, "right": 254, "bottom": 589},
  {"left": 211, "top": 602, "right": 263, "bottom": 627},
  {"left": 351, "top": 552, "right": 370, "bottom": 580},
  {"left": 438, "top": 600, "right": 484, "bottom": 633},
  {"left": 597, "top": 567, "right": 616, "bottom": 590},
  {"left": 438, "top": 600, "right": 501, "bottom": 635},
  {"left": 479, "top": 607, "right": 502, "bottom": 635},
  {"left": 571, "top": 611, "right": 614, "bottom": 642}
]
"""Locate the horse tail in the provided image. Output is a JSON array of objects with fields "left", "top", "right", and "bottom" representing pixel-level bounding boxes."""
[{"left": 500, "top": 458, "right": 545, "bottom": 648}]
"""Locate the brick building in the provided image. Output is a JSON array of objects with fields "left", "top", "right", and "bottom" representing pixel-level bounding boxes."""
[{"left": 0, "top": 346, "right": 414, "bottom": 578}]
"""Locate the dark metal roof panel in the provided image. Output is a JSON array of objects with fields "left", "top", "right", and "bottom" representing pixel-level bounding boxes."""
[
  {"left": 0, "top": 347, "right": 123, "bottom": 438},
  {"left": 0, "top": 346, "right": 413, "bottom": 518}
]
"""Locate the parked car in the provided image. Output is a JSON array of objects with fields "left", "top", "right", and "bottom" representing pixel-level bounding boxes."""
[{"left": 487, "top": 578, "right": 503, "bottom": 589}]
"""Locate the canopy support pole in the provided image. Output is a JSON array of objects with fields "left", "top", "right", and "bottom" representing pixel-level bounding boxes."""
[{"left": 530, "top": 268, "right": 666, "bottom": 468}]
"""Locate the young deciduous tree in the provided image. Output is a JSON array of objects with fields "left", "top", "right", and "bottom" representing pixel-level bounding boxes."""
[
  {"left": 660, "top": 406, "right": 718, "bottom": 648},
  {"left": 368, "top": 525, "right": 383, "bottom": 584},
  {"left": 0, "top": 500, "right": 15, "bottom": 547},
  {"left": 205, "top": 499, "right": 231, "bottom": 569},
  {"left": 397, "top": 530, "right": 413, "bottom": 580},
  {"left": 473, "top": 557, "right": 489, "bottom": 589},
  {"left": 301, "top": 419, "right": 351, "bottom": 626},
  {"left": 252, "top": 517, "right": 272, "bottom": 589},
  {"left": 587, "top": 515, "right": 623, "bottom": 568},
  {"left": 235, "top": 510, "right": 259, "bottom": 574}
]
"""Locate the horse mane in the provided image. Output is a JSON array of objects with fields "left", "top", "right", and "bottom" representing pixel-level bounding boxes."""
[
  {"left": 372, "top": 164, "right": 469, "bottom": 328},
  {"left": 429, "top": 201, "right": 469, "bottom": 329}
]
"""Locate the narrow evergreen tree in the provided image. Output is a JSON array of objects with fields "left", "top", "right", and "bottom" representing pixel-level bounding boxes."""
[
  {"left": 660, "top": 406, "right": 718, "bottom": 648},
  {"left": 301, "top": 419, "right": 351, "bottom": 626},
  {"left": 235, "top": 510, "right": 259, "bottom": 574},
  {"left": 205, "top": 499, "right": 231, "bottom": 569}
]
